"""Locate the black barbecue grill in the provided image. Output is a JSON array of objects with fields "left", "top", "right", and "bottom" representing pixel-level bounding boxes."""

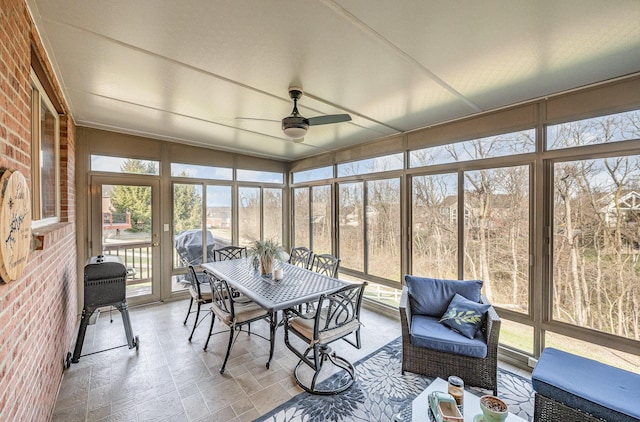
[{"left": 66, "top": 255, "right": 139, "bottom": 367}]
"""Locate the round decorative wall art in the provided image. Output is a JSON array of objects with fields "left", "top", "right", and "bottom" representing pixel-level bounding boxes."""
[{"left": 0, "top": 169, "right": 31, "bottom": 283}]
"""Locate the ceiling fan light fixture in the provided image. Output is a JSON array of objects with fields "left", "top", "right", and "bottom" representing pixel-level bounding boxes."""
[{"left": 282, "top": 123, "right": 308, "bottom": 139}]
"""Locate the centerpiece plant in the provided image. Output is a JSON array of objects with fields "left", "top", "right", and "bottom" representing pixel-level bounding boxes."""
[{"left": 248, "top": 239, "right": 285, "bottom": 276}]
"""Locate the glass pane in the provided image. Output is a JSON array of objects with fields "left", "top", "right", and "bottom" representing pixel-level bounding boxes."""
[
  {"left": 101, "top": 184, "right": 152, "bottom": 298},
  {"left": 337, "top": 153, "right": 404, "bottom": 177},
  {"left": 40, "top": 97, "right": 57, "bottom": 219},
  {"left": 173, "top": 183, "right": 204, "bottom": 269},
  {"left": 238, "top": 187, "right": 261, "bottom": 246},
  {"left": 311, "top": 185, "right": 332, "bottom": 255},
  {"left": 91, "top": 155, "right": 160, "bottom": 175},
  {"left": 340, "top": 273, "right": 402, "bottom": 308},
  {"left": 412, "top": 173, "right": 458, "bottom": 278},
  {"left": 293, "top": 166, "right": 333, "bottom": 183},
  {"left": 367, "top": 179, "right": 401, "bottom": 281},
  {"left": 553, "top": 155, "right": 640, "bottom": 340},
  {"left": 546, "top": 109, "right": 640, "bottom": 150},
  {"left": 236, "top": 169, "right": 283, "bottom": 183},
  {"left": 500, "top": 320, "right": 534, "bottom": 354},
  {"left": 206, "top": 185, "right": 232, "bottom": 247},
  {"left": 264, "top": 188, "right": 282, "bottom": 244},
  {"left": 293, "top": 188, "right": 310, "bottom": 249},
  {"left": 171, "top": 162, "right": 232, "bottom": 180},
  {"left": 410, "top": 129, "right": 535, "bottom": 167},
  {"left": 546, "top": 332, "right": 640, "bottom": 374},
  {"left": 339, "top": 182, "right": 364, "bottom": 271},
  {"left": 464, "top": 166, "right": 530, "bottom": 313}
]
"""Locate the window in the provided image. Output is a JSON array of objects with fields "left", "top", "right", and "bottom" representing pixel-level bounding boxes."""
[
  {"left": 337, "top": 153, "right": 404, "bottom": 177},
  {"left": 546, "top": 110, "right": 640, "bottom": 150},
  {"left": 91, "top": 155, "right": 160, "bottom": 175},
  {"left": 410, "top": 129, "right": 535, "bottom": 167},
  {"left": 338, "top": 178, "right": 401, "bottom": 283},
  {"left": 293, "top": 188, "right": 310, "bottom": 248},
  {"left": 367, "top": 179, "right": 401, "bottom": 280},
  {"left": 552, "top": 155, "right": 640, "bottom": 341},
  {"left": 171, "top": 163, "right": 232, "bottom": 180},
  {"left": 206, "top": 185, "right": 232, "bottom": 245},
  {"left": 338, "top": 182, "right": 364, "bottom": 271},
  {"left": 237, "top": 169, "right": 283, "bottom": 184},
  {"left": 31, "top": 71, "right": 60, "bottom": 226},
  {"left": 292, "top": 166, "right": 333, "bottom": 183},
  {"left": 239, "top": 187, "right": 261, "bottom": 245},
  {"left": 238, "top": 186, "right": 283, "bottom": 246},
  {"left": 263, "top": 188, "right": 282, "bottom": 243},
  {"left": 311, "top": 186, "right": 332, "bottom": 254},
  {"left": 411, "top": 173, "right": 458, "bottom": 278},
  {"left": 464, "top": 165, "right": 530, "bottom": 313}
]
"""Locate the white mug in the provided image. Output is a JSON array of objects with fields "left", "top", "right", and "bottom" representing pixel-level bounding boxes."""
[{"left": 273, "top": 268, "right": 284, "bottom": 280}]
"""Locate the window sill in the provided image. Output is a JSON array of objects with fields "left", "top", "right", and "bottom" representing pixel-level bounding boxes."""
[{"left": 32, "top": 222, "right": 74, "bottom": 251}]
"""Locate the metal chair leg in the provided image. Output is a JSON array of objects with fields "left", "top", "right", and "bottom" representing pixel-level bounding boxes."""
[
  {"left": 220, "top": 326, "right": 235, "bottom": 374},
  {"left": 183, "top": 297, "right": 194, "bottom": 325},
  {"left": 203, "top": 311, "right": 216, "bottom": 351},
  {"left": 292, "top": 344, "right": 356, "bottom": 395},
  {"left": 188, "top": 302, "right": 201, "bottom": 342}
]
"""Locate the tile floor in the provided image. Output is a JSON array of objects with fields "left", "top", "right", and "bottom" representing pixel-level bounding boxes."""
[{"left": 52, "top": 299, "right": 530, "bottom": 422}]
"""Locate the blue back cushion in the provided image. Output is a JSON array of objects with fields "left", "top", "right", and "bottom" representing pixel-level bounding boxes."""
[{"left": 405, "top": 275, "right": 483, "bottom": 317}]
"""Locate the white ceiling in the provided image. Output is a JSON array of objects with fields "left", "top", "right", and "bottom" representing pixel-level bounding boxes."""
[{"left": 27, "top": 0, "right": 640, "bottom": 162}]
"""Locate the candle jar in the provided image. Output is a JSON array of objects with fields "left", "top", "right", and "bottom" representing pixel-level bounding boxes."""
[{"left": 447, "top": 376, "right": 464, "bottom": 415}]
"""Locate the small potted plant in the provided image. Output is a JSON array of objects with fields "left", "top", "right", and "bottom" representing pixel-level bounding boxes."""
[{"left": 248, "top": 239, "right": 285, "bottom": 276}]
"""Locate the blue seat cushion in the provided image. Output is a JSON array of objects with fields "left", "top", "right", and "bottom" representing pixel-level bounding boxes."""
[
  {"left": 532, "top": 347, "right": 640, "bottom": 421},
  {"left": 404, "top": 275, "right": 483, "bottom": 317},
  {"left": 410, "top": 314, "right": 487, "bottom": 358}
]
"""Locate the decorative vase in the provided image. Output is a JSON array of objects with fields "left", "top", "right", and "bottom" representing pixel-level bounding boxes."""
[{"left": 260, "top": 256, "right": 274, "bottom": 276}]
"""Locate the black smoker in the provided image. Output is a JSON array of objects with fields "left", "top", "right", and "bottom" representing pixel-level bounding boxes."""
[{"left": 67, "top": 255, "right": 139, "bottom": 367}]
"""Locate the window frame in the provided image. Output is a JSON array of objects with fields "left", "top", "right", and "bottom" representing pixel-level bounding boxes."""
[{"left": 30, "top": 69, "right": 60, "bottom": 228}]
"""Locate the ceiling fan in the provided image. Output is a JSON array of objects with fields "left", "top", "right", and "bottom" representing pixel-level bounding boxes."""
[
  {"left": 237, "top": 87, "right": 352, "bottom": 143},
  {"left": 281, "top": 87, "right": 351, "bottom": 142}
]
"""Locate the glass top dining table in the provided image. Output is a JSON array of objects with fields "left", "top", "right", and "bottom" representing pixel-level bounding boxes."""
[{"left": 201, "top": 257, "right": 348, "bottom": 368}]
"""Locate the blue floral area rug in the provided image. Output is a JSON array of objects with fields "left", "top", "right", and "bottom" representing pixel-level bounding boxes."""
[{"left": 255, "top": 337, "right": 534, "bottom": 422}]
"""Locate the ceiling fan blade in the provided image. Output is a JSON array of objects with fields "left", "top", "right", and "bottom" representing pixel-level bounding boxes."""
[
  {"left": 307, "top": 114, "right": 352, "bottom": 126},
  {"left": 235, "top": 117, "right": 280, "bottom": 123}
]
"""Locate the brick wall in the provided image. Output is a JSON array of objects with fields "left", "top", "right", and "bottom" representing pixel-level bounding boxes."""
[{"left": 0, "top": 1, "right": 77, "bottom": 421}]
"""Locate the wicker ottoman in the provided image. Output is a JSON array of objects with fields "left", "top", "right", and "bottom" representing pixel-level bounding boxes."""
[{"left": 531, "top": 348, "right": 640, "bottom": 422}]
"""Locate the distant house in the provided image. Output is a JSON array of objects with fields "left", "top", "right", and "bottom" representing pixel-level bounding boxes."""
[
  {"left": 207, "top": 206, "right": 231, "bottom": 229},
  {"left": 599, "top": 191, "right": 640, "bottom": 226}
]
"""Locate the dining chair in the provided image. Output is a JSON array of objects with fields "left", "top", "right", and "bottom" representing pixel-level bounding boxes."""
[
  {"left": 288, "top": 246, "right": 313, "bottom": 269},
  {"left": 309, "top": 253, "right": 340, "bottom": 278},
  {"left": 284, "top": 282, "right": 367, "bottom": 394},
  {"left": 182, "top": 263, "right": 213, "bottom": 342},
  {"left": 213, "top": 245, "right": 247, "bottom": 261},
  {"left": 202, "top": 269, "right": 273, "bottom": 374}
]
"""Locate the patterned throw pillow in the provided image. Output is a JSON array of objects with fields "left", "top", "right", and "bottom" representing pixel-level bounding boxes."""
[{"left": 439, "top": 293, "right": 490, "bottom": 339}]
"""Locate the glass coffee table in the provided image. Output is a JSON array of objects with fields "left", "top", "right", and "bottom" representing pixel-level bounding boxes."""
[{"left": 393, "top": 377, "right": 527, "bottom": 422}]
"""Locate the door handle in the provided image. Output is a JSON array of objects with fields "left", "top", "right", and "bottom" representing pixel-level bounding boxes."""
[{"left": 152, "top": 242, "right": 159, "bottom": 247}]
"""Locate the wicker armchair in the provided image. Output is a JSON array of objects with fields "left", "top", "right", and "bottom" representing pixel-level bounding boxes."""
[{"left": 399, "top": 286, "right": 501, "bottom": 395}]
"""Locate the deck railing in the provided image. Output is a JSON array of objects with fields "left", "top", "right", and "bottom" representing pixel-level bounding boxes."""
[{"left": 103, "top": 242, "right": 152, "bottom": 290}]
